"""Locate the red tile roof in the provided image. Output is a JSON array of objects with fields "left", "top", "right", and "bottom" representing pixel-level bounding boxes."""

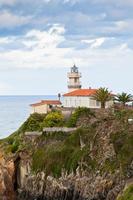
[
  {"left": 63, "top": 89, "right": 97, "bottom": 97},
  {"left": 30, "top": 100, "right": 61, "bottom": 107}
]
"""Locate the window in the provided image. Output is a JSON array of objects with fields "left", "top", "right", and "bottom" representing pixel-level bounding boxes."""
[
  {"left": 96, "top": 101, "right": 100, "bottom": 107},
  {"left": 74, "top": 78, "right": 77, "bottom": 83},
  {"left": 49, "top": 104, "right": 53, "bottom": 109}
]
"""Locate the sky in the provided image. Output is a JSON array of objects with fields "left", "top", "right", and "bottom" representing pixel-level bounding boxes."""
[{"left": 0, "top": 0, "right": 133, "bottom": 95}]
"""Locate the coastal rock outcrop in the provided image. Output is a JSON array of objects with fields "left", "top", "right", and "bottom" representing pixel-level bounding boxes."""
[
  {"left": 0, "top": 108, "right": 133, "bottom": 200},
  {"left": 0, "top": 153, "right": 16, "bottom": 200},
  {"left": 16, "top": 160, "right": 123, "bottom": 200}
]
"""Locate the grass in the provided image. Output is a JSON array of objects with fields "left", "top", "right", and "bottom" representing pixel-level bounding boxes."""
[
  {"left": 32, "top": 127, "right": 97, "bottom": 177},
  {"left": 117, "top": 184, "right": 133, "bottom": 200},
  {"left": 111, "top": 130, "right": 133, "bottom": 175},
  {"left": 67, "top": 107, "right": 95, "bottom": 127}
]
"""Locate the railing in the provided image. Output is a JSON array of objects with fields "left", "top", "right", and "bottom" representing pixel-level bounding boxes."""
[
  {"left": 68, "top": 85, "right": 82, "bottom": 88},
  {"left": 67, "top": 72, "right": 81, "bottom": 78}
]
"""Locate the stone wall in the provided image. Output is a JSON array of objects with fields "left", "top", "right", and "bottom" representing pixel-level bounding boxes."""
[{"left": 43, "top": 127, "right": 77, "bottom": 133}]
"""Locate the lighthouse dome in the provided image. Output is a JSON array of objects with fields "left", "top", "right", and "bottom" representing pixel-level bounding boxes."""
[{"left": 71, "top": 64, "right": 78, "bottom": 73}]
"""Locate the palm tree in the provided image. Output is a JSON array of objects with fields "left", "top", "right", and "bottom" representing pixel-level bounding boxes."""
[
  {"left": 114, "top": 92, "right": 133, "bottom": 106},
  {"left": 93, "top": 87, "right": 112, "bottom": 109}
]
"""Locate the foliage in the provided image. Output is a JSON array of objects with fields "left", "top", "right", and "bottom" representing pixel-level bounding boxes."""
[
  {"left": 18, "top": 113, "right": 46, "bottom": 132},
  {"left": 111, "top": 130, "right": 133, "bottom": 175},
  {"left": 67, "top": 107, "right": 95, "bottom": 127},
  {"left": 101, "top": 158, "right": 119, "bottom": 173},
  {"left": 11, "top": 139, "right": 20, "bottom": 153},
  {"left": 40, "top": 131, "right": 68, "bottom": 141},
  {"left": 32, "top": 128, "right": 96, "bottom": 177},
  {"left": 42, "top": 111, "right": 64, "bottom": 127},
  {"left": 117, "top": 184, "right": 133, "bottom": 200},
  {"left": 3, "top": 132, "right": 21, "bottom": 154},
  {"left": 114, "top": 109, "right": 133, "bottom": 122},
  {"left": 114, "top": 92, "right": 133, "bottom": 106},
  {"left": 92, "top": 87, "right": 112, "bottom": 109}
]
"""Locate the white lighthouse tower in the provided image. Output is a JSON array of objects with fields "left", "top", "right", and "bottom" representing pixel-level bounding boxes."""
[{"left": 67, "top": 64, "right": 82, "bottom": 92}]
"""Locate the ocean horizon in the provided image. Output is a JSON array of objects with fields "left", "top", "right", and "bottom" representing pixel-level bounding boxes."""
[{"left": 0, "top": 95, "right": 58, "bottom": 139}]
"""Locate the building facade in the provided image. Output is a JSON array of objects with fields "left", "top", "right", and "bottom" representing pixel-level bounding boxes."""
[
  {"left": 30, "top": 100, "right": 62, "bottom": 114},
  {"left": 63, "top": 89, "right": 113, "bottom": 108}
]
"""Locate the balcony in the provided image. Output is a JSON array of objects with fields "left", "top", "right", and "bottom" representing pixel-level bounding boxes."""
[
  {"left": 67, "top": 72, "right": 81, "bottom": 78},
  {"left": 68, "top": 84, "right": 81, "bottom": 89}
]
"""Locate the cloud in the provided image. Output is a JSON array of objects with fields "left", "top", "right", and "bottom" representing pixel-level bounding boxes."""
[
  {"left": 104, "top": 19, "right": 133, "bottom": 35},
  {"left": 0, "top": 37, "right": 11, "bottom": 44},
  {"left": 82, "top": 37, "right": 107, "bottom": 48},
  {"left": 0, "top": 10, "right": 31, "bottom": 28},
  {"left": 0, "top": 23, "right": 132, "bottom": 72},
  {"left": 0, "top": 0, "right": 16, "bottom": 6},
  {"left": 0, "top": 24, "right": 72, "bottom": 69},
  {"left": 93, "top": 0, "right": 133, "bottom": 7},
  {"left": 91, "top": 38, "right": 106, "bottom": 48},
  {"left": 63, "top": 0, "right": 80, "bottom": 4},
  {"left": 24, "top": 24, "right": 65, "bottom": 49}
]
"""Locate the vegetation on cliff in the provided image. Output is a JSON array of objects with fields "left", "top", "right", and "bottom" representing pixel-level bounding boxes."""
[
  {"left": 0, "top": 107, "right": 133, "bottom": 199},
  {"left": 117, "top": 184, "right": 133, "bottom": 200},
  {"left": 32, "top": 127, "right": 96, "bottom": 177}
]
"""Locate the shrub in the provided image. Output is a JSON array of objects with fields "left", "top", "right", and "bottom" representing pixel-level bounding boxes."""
[
  {"left": 67, "top": 107, "right": 95, "bottom": 127},
  {"left": 114, "top": 109, "right": 133, "bottom": 122},
  {"left": 117, "top": 184, "right": 133, "bottom": 200},
  {"left": 11, "top": 140, "right": 20, "bottom": 153},
  {"left": 42, "top": 111, "right": 64, "bottom": 127},
  {"left": 7, "top": 136, "right": 14, "bottom": 145},
  {"left": 18, "top": 113, "right": 46, "bottom": 132},
  {"left": 111, "top": 130, "right": 133, "bottom": 175}
]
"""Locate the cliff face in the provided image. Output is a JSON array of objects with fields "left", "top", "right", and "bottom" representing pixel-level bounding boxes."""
[
  {"left": 0, "top": 108, "right": 133, "bottom": 200},
  {"left": 16, "top": 162, "right": 122, "bottom": 200},
  {"left": 0, "top": 153, "right": 16, "bottom": 200}
]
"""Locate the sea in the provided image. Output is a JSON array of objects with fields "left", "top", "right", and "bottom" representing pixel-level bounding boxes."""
[{"left": 0, "top": 95, "right": 57, "bottom": 139}]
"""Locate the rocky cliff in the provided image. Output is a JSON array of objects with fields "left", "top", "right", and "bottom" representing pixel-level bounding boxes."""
[
  {"left": 0, "top": 108, "right": 133, "bottom": 200},
  {"left": 0, "top": 153, "right": 16, "bottom": 200}
]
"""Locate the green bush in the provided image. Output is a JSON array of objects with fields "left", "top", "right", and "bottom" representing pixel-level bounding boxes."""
[
  {"left": 114, "top": 109, "right": 133, "bottom": 122},
  {"left": 18, "top": 113, "right": 46, "bottom": 132},
  {"left": 11, "top": 140, "right": 20, "bottom": 153},
  {"left": 111, "top": 130, "right": 133, "bottom": 175},
  {"left": 7, "top": 136, "right": 15, "bottom": 145},
  {"left": 101, "top": 158, "right": 119, "bottom": 173},
  {"left": 42, "top": 111, "right": 64, "bottom": 127},
  {"left": 117, "top": 184, "right": 133, "bottom": 200},
  {"left": 67, "top": 107, "right": 95, "bottom": 127}
]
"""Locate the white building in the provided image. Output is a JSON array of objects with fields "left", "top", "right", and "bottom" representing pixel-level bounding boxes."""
[
  {"left": 63, "top": 89, "right": 113, "bottom": 108},
  {"left": 63, "top": 65, "right": 113, "bottom": 108},
  {"left": 30, "top": 100, "right": 62, "bottom": 114}
]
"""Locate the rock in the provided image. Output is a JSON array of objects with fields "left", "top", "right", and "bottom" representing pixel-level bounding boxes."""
[{"left": 0, "top": 154, "right": 16, "bottom": 200}]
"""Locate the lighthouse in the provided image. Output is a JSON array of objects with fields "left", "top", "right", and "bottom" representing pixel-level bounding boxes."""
[{"left": 67, "top": 64, "right": 82, "bottom": 92}]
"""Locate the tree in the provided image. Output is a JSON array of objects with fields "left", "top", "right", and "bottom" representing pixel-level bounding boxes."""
[
  {"left": 114, "top": 92, "right": 133, "bottom": 107},
  {"left": 93, "top": 87, "right": 112, "bottom": 109}
]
